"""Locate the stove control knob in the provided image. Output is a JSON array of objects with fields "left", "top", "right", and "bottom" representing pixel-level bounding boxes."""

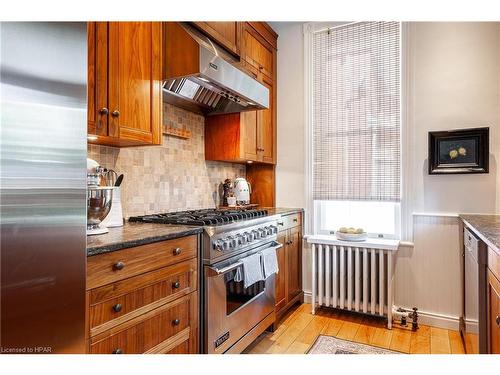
[
  {"left": 264, "top": 226, "right": 272, "bottom": 235},
  {"left": 237, "top": 234, "right": 246, "bottom": 245},
  {"left": 258, "top": 228, "right": 267, "bottom": 238},
  {"left": 252, "top": 230, "right": 260, "bottom": 239},
  {"left": 229, "top": 236, "right": 237, "bottom": 248},
  {"left": 222, "top": 239, "right": 231, "bottom": 251},
  {"left": 214, "top": 239, "right": 224, "bottom": 251},
  {"left": 270, "top": 225, "right": 278, "bottom": 234},
  {"left": 247, "top": 231, "right": 255, "bottom": 242}
]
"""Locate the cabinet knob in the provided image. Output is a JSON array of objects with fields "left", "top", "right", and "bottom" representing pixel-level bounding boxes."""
[
  {"left": 111, "top": 110, "right": 120, "bottom": 117},
  {"left": 99, "top": 107, "right": 109, "bottom": 115},
  {"left": 172, "top": 281, "right": 181, "bottom": 289},
  {"left": 173, "top": 247, "right": 182, "bottom": 256},
  {"left": 113, "top": 261, "right": 125, "bottom": 271},
  {"left": 172, "top": 318, "right": 180, "bottom": 326},
  {"left": 496, "top": 315, "right": 500, "bottom": 327},
  {"left": 112, "top": 303, "right": 122, "bottom": 313},
  {"left": 259, "top": 65, "right": 264, "bottom": 70},
  {"left": 112, "top": 348, "right": 123, "bottom": 354}
]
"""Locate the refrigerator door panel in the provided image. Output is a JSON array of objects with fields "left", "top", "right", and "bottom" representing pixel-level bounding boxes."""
[{"left": 1, "top": 22, "right": 87, "bottom": 353}]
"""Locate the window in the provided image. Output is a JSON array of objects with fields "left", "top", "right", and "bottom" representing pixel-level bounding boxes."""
[{"left": 310, "top": 22, "right": 401, "bottom": 238}]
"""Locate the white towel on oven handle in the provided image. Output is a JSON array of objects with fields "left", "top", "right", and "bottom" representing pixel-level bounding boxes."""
[
  {"left": 261, "top": 246, "right": 279, "bottom": 278},
  {"left": 233, "top": 252, "right": 265, "bottom": 288}
]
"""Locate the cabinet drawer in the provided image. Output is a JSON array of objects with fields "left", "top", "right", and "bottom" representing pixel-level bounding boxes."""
[
  {"left": 90, "top": 292, "right": 196, "bottom": 354},
  {"left": 89, "top": 258, "right": 197, "bottom": 336},
  {"left": 277, "top": 212, "right": 301, "bottom": 232},
  {"left": 87, "top": 235, "right": 198, "bottom": 289},
  {"left": 489, "top": 246, "right": 500, "bottom": 282}
]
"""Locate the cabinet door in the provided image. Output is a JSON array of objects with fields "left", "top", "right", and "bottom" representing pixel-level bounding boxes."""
[
  {"left": 275, "top": 231, "right": 287, "bottom": 312},
  {"left": 192, "top": 22, "right": 239, "bottom": 55},
  {"left": 242, "top": 24, "right": 273, "bottom": 80},
  {"left": 489, "top": 270, "right": 500, "bottom": 353},
  {"left": 87, "top": 22, "right": 109, "bottom": 137},
  {"left": 257, "top": 76, "right": 274, "bottom": 163},
  {"left": 286, "top": 227, "right": 302, "bottom": 303},
  {"left": 108, "top": 22, "right": 162, "bottom": 145},
  {"left": 241, "top": 110, "right": 258, "bottom": 161}
]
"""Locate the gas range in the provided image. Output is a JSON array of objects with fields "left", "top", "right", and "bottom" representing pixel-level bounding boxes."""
[{"left": 129, "top": 208, "right": 281, "bottom": 265}]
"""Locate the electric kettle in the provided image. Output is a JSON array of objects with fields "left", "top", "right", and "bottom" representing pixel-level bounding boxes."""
[{"left": 233, "top": 177, "right": 251, "bottom": 205}]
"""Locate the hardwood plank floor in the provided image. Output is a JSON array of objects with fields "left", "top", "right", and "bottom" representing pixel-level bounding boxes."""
[{"left": 243, "top": 303, "right": 465, "bottom": 354}]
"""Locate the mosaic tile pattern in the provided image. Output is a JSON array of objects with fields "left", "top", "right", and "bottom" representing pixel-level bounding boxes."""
[{"left": 88, "top": 103, "right": 246, "bottom": 218}]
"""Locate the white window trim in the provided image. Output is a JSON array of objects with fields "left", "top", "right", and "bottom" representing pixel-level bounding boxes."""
[{"left": 303, "top": 21, "right": 414, "bottom": 244}]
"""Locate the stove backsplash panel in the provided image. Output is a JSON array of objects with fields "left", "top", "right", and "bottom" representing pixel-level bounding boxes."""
[{"left": 88, "top": 103, "right": 246, "bottom": 218}]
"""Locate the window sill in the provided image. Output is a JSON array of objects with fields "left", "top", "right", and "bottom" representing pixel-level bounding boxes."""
[{"left": 304, "top": 234, "right": 399, "bottom": 251}]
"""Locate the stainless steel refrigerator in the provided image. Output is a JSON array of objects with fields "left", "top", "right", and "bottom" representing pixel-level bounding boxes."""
[{"left": 1, "top": 22, "right": 87, "bottom": 353}]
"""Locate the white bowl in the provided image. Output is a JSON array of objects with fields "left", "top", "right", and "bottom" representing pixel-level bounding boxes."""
[{"left": 336, "top": 232, "right": 368, "bottom": 242}]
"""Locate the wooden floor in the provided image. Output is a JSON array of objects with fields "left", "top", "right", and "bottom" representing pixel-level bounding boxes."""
[{"left": 243, "top": 303, "right": 465, "bottom": 354}]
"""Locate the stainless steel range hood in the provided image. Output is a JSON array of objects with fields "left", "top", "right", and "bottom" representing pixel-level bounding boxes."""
[{"left": 163, "top": 23, "right": 269, "bottom": 116}]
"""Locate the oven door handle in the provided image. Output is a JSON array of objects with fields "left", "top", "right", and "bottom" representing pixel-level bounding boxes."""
[{"left": 207, "top": 241, "right": 283, "bottom": 276}]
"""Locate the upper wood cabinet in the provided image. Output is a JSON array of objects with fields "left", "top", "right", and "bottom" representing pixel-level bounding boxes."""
[
  {"left": 204, "top": 22, "right": 277, "bottom": 165},
  {"left": 241, "top": 23, "right": 274, "bottom": 80},
  {"left": 191, "top": 22, "right": 240, "bottom": 56},
  {"left": 87, "top": 22, "right": 162, "bottom": 147}
]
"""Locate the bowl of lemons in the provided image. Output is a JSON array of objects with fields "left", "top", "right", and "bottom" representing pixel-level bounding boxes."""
[{"left": 336, "top": 227, "right": 367, "bottom": 242}]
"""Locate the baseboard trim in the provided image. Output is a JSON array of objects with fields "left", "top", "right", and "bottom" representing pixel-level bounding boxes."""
[{"left": 303, "top": 291, "right": 459, "bottom": 330}]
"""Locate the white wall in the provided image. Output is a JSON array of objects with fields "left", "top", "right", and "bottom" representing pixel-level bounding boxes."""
[
  {"left": 410, "top": 22, "right": 500, "bottom": 214},
  {"left": 271, "top": 22, "right": 306, "bottom": 209},
  {"left": 272, "top": 21, "right": 500, "bottom": 328}
]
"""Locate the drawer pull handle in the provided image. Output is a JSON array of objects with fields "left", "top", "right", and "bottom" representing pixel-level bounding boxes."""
[
  {"left": 293, "top": 218, "right": 298, "bottom": 222},
  {"left": 172, "top": 318, "right": 180, "bottom": 326},
  {"left": 278, "top": 222, "right": 284, "bottom": 226},
  {"left": 173, "top": 248, "right": 182, "bottom": 256},
  {"left": 112, "top": 303, "right": 122, "bottom": 313},
  {"left": 112, "top": 348, "right": 123, "bottom": 354},
  {"left": 113, "top": 261, "right": 125, "bottom": 271},
  {"left": 172, "top": 281, "right": 181, "bottom": 289},
  {"left": 496, "top": 315, "right": 500, "bottom": 327}
]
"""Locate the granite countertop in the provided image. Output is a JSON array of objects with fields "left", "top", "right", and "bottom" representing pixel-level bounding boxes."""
[
  {"left": 86, "top": 207, "right": 303, "bottom": 257},
  {"left": 460, "top": 214, "right": 500, "bottom": 252},
  {"left": 87, "top": 222, "right": 203, "bottom": 257}
]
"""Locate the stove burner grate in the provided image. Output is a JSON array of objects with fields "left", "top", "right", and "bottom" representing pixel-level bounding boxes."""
[{"left": 129, "top": 208, "right": 268, "bottom": 226}]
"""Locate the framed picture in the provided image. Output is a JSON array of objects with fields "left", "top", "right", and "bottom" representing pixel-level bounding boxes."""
[{"left": 428, "top": 127, "right": 489, "bottom": 174}]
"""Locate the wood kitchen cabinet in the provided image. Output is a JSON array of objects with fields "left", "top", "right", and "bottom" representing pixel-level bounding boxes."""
[
  {"left": 87, "top": 22, "right": 162, "bottom": 147},
  {"left": 204, "top": 23, "right": 277, "bottom": 164},
  {"left": 240, "top": 23, "right": 275, "bottom": 80},
  {"left": 274, "top": 212, "right": 303, "bottom": 323},
  {"left": 191, "top": 22, "right": 240, "bottom": 56},
  {"left": 488, "top": 247, "right": 500, "bottom": 353},
  {"left": 86, "top": 234, "right": 200, "bottom": 354}
]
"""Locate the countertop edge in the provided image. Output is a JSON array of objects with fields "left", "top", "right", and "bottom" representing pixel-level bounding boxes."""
[
  {"left": 86, "top": 227, "right": 203, "bottom": 257},
  {"left": 460, "top": 216, "right": 500, "bottom": 254}
]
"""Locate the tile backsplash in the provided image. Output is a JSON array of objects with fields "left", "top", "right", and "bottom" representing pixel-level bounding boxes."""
[{"left": 88, "top": 103, "right": 246, "bottom": 218}]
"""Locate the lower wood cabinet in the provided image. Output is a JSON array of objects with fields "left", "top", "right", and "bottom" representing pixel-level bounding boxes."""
[
  {"left": 90, "top": 292, "right": 197, "bottom": 354},
  {"left": 488, "top": 247, "right": 500, "bottom": 353},
  {"left": 274, "top": 212, "right": 303, "bottom": 322},
  {"left": 86, "top": 235, "right": 199, "bottom": 354}
]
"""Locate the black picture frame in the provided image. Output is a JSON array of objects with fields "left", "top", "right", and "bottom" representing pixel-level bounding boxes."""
[{"left": 428, "top": 127, "right": 489, "bottom": 175}]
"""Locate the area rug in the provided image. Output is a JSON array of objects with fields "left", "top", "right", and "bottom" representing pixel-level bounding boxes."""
[{"left": 308, "top": 335, "right": 401, "bottom": 354}]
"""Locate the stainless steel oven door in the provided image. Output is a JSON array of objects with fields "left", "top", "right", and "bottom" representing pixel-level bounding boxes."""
[{"left": 204, "top": 240, "right": 281, "bottom": 354}]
